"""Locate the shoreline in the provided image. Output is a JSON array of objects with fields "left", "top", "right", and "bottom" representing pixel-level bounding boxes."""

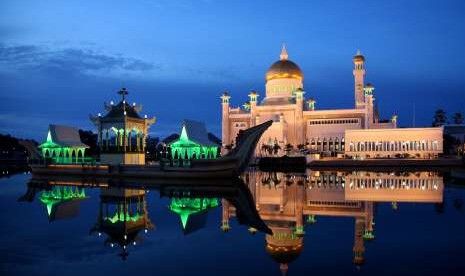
[{"left": 308, "top": 158, "right": 463, "bottom": 168}]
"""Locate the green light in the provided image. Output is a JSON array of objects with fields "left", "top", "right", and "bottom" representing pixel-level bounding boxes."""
[
  {"left": 363, "top": 229, "right": 375, "bottom": 240},
  {"left": 105, "top": 212, "right": 143, "bottom": 224},
  {"left": 39, "top": 186, "right": 86, "bottom": 216},
  {"left": 307, "top": 215, "right": 317, "bottom": 224},
  {"left": 294, "top": 226, "right": 305, "bottom": 236},
  {"left": 169, "top": 126, "right": 218, "bottom": 160},
  {"left": 168, "top": 197, "right": 219, "bottom": 229}
]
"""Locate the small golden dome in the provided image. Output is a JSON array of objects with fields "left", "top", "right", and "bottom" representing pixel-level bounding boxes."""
[
  {"left": 353, "top": 50, "right": 365, "bottom": 62},
  {"left": 266, "top": 244, "right": 303, "bottom": 264}
]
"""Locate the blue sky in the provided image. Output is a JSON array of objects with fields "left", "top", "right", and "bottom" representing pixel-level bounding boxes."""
[{"left": 1, "top": 0, "right": 464, "bottom": 141}]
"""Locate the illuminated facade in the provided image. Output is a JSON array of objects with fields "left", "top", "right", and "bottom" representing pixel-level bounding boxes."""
[
  {"left": 221, "top": 46, "right": 397, "bottom": 157},
  {"left": 345, "top": 127, "right": 443, "bottom": 159},
  {"left": 221, "top": 170, "right": 444, "bottom": 274},
  {"left": 39, "top": 124, "right": 89, "bottom": 164},
  {"left": 90, "top": 88, "right": 156, "bottom": 165}
]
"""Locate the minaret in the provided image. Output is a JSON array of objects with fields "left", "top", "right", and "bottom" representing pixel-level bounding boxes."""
[
  {"left": 294, "top": 180, "right": 305, "bottom": 237},
  {"left": 307, "top": 97, "right": 316, "bottom": 111},
  {"left": 363, "top": 83, "right": 375, "bottom": 129},
  {"left": 353, "top": 217, "right": 366, "bottom": 265},
  {"left": 294, "top": 88, "right": 305, "bottom": 146},
  {"left": 364, "top": 202, "right": 375, "bottom": 240},
  {"left": 221, "top": 92, "right": 231, "bottom": 154},
  {"left": 248, "top": 90, "right": 259, "bottom": 127},
  {"left": 353, "top": 50, "right": 366, "bottom": 109},
  {"left": 221, "top": 199, "right": 231, "bottom": 232}
]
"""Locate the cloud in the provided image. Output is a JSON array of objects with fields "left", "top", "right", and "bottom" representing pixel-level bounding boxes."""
[{"left": 0, "top": 43, "right": 160, "bottom": 77}]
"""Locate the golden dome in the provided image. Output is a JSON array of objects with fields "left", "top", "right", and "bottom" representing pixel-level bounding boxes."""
[
  {"left": 266, "top": 244, "right": 303, "bottom": 264},
  {"left": 266, "top": 45, "right": 303, "bottom": 81}
]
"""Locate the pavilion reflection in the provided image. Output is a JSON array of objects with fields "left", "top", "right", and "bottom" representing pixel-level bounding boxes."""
[
  {"left": 222, "top": 169, "right": 444, "bottom": 275},
  {"left": 90, "top": 187, "right": 154, "bottom": 260},
  {"left": 21, "top": 175, "right": 270, "bottom": 259}
]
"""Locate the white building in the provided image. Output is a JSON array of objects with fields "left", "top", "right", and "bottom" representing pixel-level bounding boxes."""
[
  {"left": 221, "top": 46, "right": 444, "bottom": 159},
  {"left": 221, "top": 46, "right": 397, "bottom": 157},
  {"left": 345, "top": 127, "right": 443, "bottom": 159}
]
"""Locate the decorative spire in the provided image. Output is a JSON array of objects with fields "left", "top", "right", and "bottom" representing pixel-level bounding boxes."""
[
  {"left": 356, "top": 49, "right": 361, "bottom": 56},
  {"left": 118, "top": 87, "right": 129, "bottom": 101},
  {"left": 280, "top": 263, "right": 288, "bottom": 276},
  {"left": 280, "top": 44, "right": 288, "bottom": 61}
]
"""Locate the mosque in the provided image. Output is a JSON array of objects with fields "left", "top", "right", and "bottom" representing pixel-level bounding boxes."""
[{"left": 221, "top": 46, "right": 443, "bottom": 158}]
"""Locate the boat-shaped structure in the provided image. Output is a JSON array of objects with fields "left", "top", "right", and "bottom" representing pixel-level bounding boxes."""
[{"left": 31, "top": 120, "right": 273, "bottom": 180}]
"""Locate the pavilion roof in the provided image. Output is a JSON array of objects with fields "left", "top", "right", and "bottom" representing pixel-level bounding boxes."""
[
  {"left": 172, "top": 119, "right": 217, "bottom": 147},
  {"left": 103, "top": 101, "right": 142, "bottom": 120},
  {"left": 40, "top": 124, "right": 89, "bottom": 148}
]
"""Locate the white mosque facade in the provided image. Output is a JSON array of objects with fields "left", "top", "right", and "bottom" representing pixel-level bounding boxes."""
[{"left": 221, "top": 46, "right": 443, "bottom": 158}]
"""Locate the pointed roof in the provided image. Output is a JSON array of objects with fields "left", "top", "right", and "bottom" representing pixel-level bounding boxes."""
[
  {"left": 175, "top": 119, "right": 217, "bottom": 147},
  {"left": 40, "top": 124, "right": 88, "bottom": 148}
]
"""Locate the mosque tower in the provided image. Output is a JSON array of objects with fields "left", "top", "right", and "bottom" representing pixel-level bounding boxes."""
[
  {"left": 353, "top": 50, "right": 366, "bottom": 109},
  {"left": 220, "top": 92, "right": 231, "bottom": 153}
]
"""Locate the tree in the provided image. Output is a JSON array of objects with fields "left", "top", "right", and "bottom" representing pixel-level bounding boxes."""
[
  {"left": 453, "top": 112, "right": 464, "bottom": 124},
  {"left": 79, "top": 130, "right": 98, "bottom": 157},
  {"left": 145, "top": 136, "right": 160, "bottom": 161},
  {"left": 272, "top": 143, "right": 281, "bottom": 155},
  {"left": 261, "top": 144, "right": 269, "bottom": 156},
  {"left": 284, "top": 143, "right": 294, "bottom": 155},
  {"left": 432, "top": 109, "right": 448, "bottom": 127}
]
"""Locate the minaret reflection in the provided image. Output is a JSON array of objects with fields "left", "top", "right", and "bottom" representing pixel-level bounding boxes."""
[
  {"left": 222, "top": 169, "right": 444, "bottom": 274},
  {"left": 90, "top": 187, "right": 154, "bottom": 260}
]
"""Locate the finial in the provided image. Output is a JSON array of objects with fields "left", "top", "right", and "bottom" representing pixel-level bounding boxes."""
[
  {"left": 280, "top": 263, "right": 289, "bottom": 276},
  {"left": 118, "top": 87, "right": 129, "bottom": 101},
  {"left": 280, "top": 44, "right": 288, "bottom": 61},
  {"left": 356, "top": 49, "right": 361, "bottom": 56}
]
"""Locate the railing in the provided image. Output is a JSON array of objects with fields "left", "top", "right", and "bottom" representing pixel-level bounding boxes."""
[
  {"left": 100, "top": 146, "right": 145, "bottom": 153},
  {"left": 31, "top": 157, "right": 99, "bottom": 166}
]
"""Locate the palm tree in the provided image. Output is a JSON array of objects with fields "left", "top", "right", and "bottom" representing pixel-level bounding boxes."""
[
  {"left": 272, "top": 143, "right": 281, "bottom": 156},
  {"left": 432, "top": 109, "right": 448, "bottom": 126},
  {"left": 297, "top": 144, "right": 305, "bottom": 154},
  {"left": 453, "top": 112, "right": 464, "bottom": 124},
  {"left": 284, "top": 143, "right": 294, "bottom": 156},
  {"left": 261, "top": 144, "right": 269, "bottom": 157}
]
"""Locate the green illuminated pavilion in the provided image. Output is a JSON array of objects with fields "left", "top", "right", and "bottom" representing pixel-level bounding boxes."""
[
  {"left": 39, "top": 186, "right": 87, "bottom": 219},
  {"left": 169, "top": 119, "right": 219, "bottom": 159},
  {"left": 39, "top": 124, "right": 89, "bottom": 164},
  {"left": 168, "top": 197, "right": 219, "bottom": 231}
]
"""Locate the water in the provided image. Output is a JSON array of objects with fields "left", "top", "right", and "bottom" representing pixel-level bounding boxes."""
[{"left": 1, "top": 170, "right": 465, "bottom": 276}]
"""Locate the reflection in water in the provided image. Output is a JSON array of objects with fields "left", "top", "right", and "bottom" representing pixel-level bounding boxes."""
[
  {"left": 39, "top": 186, "right": 87, "bottom": 220},
  {"left": 90, "top": 188, "right": 154, "bottom": 260},
  {"left": 169, "top": 197, "right": 219, "bottom": 234},
  {"left": 18, "top": 169, "right": 447, "bottom": 274},
  {"left": 222, "top": 170, "right": 444, "bottom": 275}
]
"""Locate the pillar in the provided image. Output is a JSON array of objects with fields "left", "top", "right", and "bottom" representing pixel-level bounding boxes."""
[
  {"left": 221, "top": 92, "right": 231, "bottom": 154},
  {"left": 295, "top": 88, "right": 305, "bottom": 145},
  {"left": 353, "top": 217, "right": 366, "bottom": 265},
  {"left": 221, "top": 199, "right": 231, "bottom": 231},
  {"left": 248, "top": 90, "right": 259, "bottom": 127}
]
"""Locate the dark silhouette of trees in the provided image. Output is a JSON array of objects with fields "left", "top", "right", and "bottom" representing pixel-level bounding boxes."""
[
  {"left": 453, "top": 112, "right": 464, "bottom": 124},
  {"left": 432, "top": 109, "right": 448, "bottom": 126}
]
